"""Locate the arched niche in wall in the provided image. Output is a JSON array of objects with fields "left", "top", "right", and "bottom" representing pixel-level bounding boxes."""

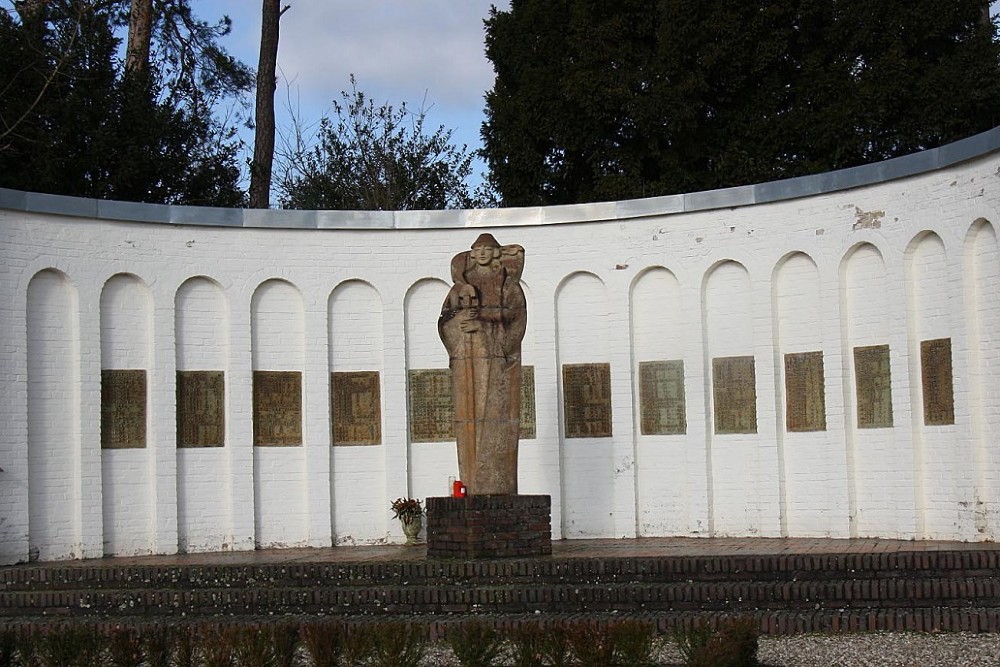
[
  {"left": 905, "top": 232, "right": 966, "bottom": 538},
  {"left": 629, "top": 266, "right": 691, "bottom": 536},
  {"left": 840, "top": 242, "right": 910, "bottom": 537},
  {"left": 174, "top": 276, "right": 230, "bottom": 553},
  {"left": 702, "top": 259, "right": 773, "bottom": 536},
  {"left": 250, "top": 278, "right": 307, "bottom": 548},
  {"left": 328, "top": 279, "right": 387, "bottom": 544},
  {"left": 99, "top": 272, "right": 154, "bottom": 556},
  {"left": 771, "top": 252, "right": 845, "bottom": 537},
  {"left": 964, "top": 219, "right": 1000, "bottom": 538},
  {"left": 26, "top": 269, "right": 80, "bottom": 561},
  {"left": 555, "top": 271, "right": 612, "bottom": 538},
  {"left": 403, "top": 278, "right": 454, "bottom": 502}
]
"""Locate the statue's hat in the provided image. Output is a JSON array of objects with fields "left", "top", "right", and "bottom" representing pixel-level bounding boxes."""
[{"left": 471, "top": 233, "right": 500, "bottom": 249}]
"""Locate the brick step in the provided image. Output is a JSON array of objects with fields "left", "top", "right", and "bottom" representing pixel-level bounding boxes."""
[
  {"left": 2, "top": 607, "right": 1000, "bottom": 637},
  {"left": 3, "top": 577, "right": 998, "bottom": 618},
  {"left": 4, "top": 549, "right": 998, "bottom": 591}
]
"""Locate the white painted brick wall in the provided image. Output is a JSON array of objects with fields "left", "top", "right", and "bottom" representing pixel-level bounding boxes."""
[
  {"left": 330, "top": 280, "right": 387, "bottom": 544},
  {"left": 175, "top": 277, "right": 230, "bottom": 552},
  {"left": 0, "top": 146, "right": 998, "bottom": 563}
]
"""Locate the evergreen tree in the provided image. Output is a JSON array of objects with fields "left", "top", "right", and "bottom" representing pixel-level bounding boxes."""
[
  {"left": 0, "top": 0, "right": 245, "bottom": 206},
  {"left": 482, "top": 0, "right": 1000, "bottom": 206}
]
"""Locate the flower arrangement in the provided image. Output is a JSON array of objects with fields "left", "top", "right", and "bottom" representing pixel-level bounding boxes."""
[{"left": 390, "top": 497, "right": 424, "bottom": 522}]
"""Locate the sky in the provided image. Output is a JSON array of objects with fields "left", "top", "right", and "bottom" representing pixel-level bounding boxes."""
[{"left": 201, "top": 0, "right": 509, "bottom": 187}]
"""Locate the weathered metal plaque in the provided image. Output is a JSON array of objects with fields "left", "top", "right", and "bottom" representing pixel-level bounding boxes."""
[
  {"left": 331, "top": 371, "right": 382, "bottom": 446},
  {"left": 639, "top": 360, "right": 687, "bottom": 435},
  {"left": 712, "top": 356, "right": 757, "bottom": 434},
  {"left": 854, "top": 344, "right": 893, "bottom": 429},
  {"left": 784, "top": 351, "right": 826, "bottom": 432},
  {"left": 252, "top": 371, "right": 302, "bottom": 446},
  {"left": 520, "top": 365, "right": 536, "bottom": 440},
  {"left": 921, "top": 338, "right": 954, "bottom": 426},
  {"left": 408, "top": 369, "right": 455, "bottom": 442},
  {"left": 176, "top": 371, "right": 225, "bottom": 447},
  {"left": 562, "top": 363, "right": 613, "bottom": 438},
  {"left": 101, "top": 369, "right": 147, "bottom": 449}
]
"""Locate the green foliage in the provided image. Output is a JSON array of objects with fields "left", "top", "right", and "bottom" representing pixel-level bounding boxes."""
[
  {"left": 674, "top": 617, "right": 759, "bottom": 667},
  {"left": 483, "top": 0, "right": 1000, "bottom": 206},
  {"left": 279, "top": 76, "right": 485, "bottom": 211},
  {"left": 0, "top": 1, "right": 245, "bottom": 206},
  {"left": 447, "top": 620, "right": 504, "bottom": 667}
]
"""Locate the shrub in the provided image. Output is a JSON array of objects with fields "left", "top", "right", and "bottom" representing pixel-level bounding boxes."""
[
  {"left": 447, "top": 620, "right": 504, "bottom": 667},
  {"left": 300, "top": 621, "right": 343, "bottom": 667},
  {"left": 232, "top": 624, "right": 277, "bottom": 667},
  {"left": 674, "top": 617, "right": 759, "bottom": 667},
  {"left": 566, "top": 623, "right": 616, "bottom": 667},
  {"left": 536, "top": 624, "right": 572, "bottom": 667},
  {"left": 141, "top": 625, "right": 173, "bottom": 667},
  {"left": 508, "top": 625, "right": 545, "bottom": 667},
  {"left": 609, "top": 620, "right": 659, "bottom": 667},
  {"left": 106, "top": 625, "right": 144, "bottom": 667},
  {"left": 0, "top": 628, "right": 18, "bottom": 667},
  {"left": 364, "top": 622, "right": 426, "bottom": 667},
  {"left": 172, "top": 625, "right": 198, "bottom": 667},
  {"left": 34, "top": 624, "right": 103, "bottom": 667},
  {"left": 271, "top": 623, "right": 299, "bottom": 667},
  {"left": 198, "top": 624, "right": 237, "bottom": 667},
  {"left": 340, "top": 624, "right": 374, "bottom": 666}
]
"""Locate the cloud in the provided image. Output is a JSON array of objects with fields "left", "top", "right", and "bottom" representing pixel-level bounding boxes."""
[{"left": 275, "top": 0, "right": 505, "bottom": 112}]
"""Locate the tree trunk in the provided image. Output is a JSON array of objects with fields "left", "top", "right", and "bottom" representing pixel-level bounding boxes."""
[
  {"left": 249, "top": 0, "right": 285, "bottom": 209},
  {"left": 125, "top": 0, "right": 153, "bottom": 77}
]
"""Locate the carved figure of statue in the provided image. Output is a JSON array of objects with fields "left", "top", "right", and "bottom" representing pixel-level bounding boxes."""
[{"left": 438, "top": 233, "right": 526, "bottom": 495}]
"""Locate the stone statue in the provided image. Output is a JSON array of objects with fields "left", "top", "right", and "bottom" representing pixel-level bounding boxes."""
[{"left": 438, "top": 233, "right": 527, "bottom": 495}]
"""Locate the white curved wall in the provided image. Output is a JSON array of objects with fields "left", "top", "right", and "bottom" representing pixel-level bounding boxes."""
[{"left": 0, "top": 139, "right": 998, "bottom": 562}]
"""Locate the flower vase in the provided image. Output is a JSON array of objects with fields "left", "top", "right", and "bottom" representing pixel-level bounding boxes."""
[{"left": 401, "top": 515, "right": 422, "bottom": 545}]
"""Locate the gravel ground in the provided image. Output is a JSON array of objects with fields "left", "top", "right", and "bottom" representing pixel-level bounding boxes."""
[{"left": 416, "top": 632, "right": 1000, "bottom": 666}]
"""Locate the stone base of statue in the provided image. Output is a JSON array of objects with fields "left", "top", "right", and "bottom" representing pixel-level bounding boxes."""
[{"left": 426, "top": 495, "right": 552, "bottom": 559}]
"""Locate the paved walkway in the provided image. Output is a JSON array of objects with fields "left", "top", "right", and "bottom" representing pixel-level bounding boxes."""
[{"left": 11, "top": 536, "right": 1000, "bottom": 569}]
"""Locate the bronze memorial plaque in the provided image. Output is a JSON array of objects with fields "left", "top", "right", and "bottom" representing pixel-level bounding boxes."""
[
  {"left": 176, "top": 370, "right": 225, "bottom": 447},
  {"left": 520, "top": 365, "right": 537, "bottom": 440},
  {"left": 784, "top": 351, "right": 826, "bottom": 432},
  {"left": 408, "top": 369, "right": 455, "bottom": 442},
  {"left": 854, "top": 344, "right": 893, "bottom": 428},
  {"left": 639, "top": 360, "right": 687, "bottom": 435},
  {"left": 712, "top": 356, "right": 757, "bottom": 434},
  {"left": 252, "top": 371, "right": 303, "bottom": 446},
  {"left": 562, "top": 363, "right": 613, "bottom": 438},
  {"left": 101, "top": 369, "right": 147, "bottom": 448},
  {"left": 921, "top": 338, "right": 955, "bottom": 426},
  {"left": 331, "top": 371, "right": 382, "bottom": 445}
]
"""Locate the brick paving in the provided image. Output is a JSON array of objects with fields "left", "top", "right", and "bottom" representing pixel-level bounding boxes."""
[
  {"left": 3, "top": 537, "right": 1000, "bottom": 635},
  {"left": 6, "top": 535, "right": 991, "bottom": 568}
]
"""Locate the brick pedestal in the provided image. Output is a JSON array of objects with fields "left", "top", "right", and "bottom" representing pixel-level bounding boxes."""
[{"left": 426, "top": 494, "right": 552, "bottom": 559}]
